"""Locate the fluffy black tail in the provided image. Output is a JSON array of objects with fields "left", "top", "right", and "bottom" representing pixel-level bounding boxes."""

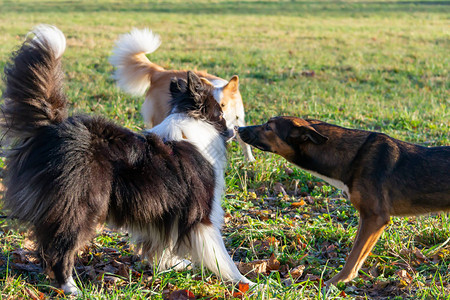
[{"left": 1, "top": 25, "right": 68, "bottom": 145}]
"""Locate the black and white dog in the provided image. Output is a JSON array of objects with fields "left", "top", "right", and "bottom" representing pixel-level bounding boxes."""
[{"left": 1, "top": 25, "right": 252, "bottom": 294}]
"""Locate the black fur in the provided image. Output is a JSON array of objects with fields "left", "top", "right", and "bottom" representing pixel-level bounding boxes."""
[
  {"left": 1, "top": 28, "right": 224, "bottom": 289},
  {"left": 170, "top": 74, "right": 229, "bottom": 136},
  {"left": 2, "top": 34, "right": 67, "bottom": 139}
]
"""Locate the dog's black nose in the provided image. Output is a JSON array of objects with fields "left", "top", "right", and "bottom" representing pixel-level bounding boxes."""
[{"left": 237, "top": 126, "right": 250, "bottom": 141}]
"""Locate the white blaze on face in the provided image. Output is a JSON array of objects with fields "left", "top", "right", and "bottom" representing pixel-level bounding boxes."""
[
  {"left": 210, "top": 79, "right": 227, "bottom": 103},
  {"left": 210, "top": 79, "right": 239, "bottom": 130}
]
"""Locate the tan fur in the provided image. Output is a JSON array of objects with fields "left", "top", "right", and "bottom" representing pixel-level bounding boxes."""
[{"left": 112, "top": 41, "right": 255, "bottom": 161}]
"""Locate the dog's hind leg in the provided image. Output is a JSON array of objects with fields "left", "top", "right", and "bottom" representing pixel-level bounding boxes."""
[
  {"left": 189, "top": 223, "right": 254, "bottom": 285},
  {"left": 326, "top": 208, "right": 390, "bottom": 285},
  {"left": 141, "top": 98, "right": 155, "bottom": 128},
  {"left": 38, "top": 228, "right": 82, "bottom": 295},
  {"left": 37, "top": 207, "right": 106, "bottom": 295},
  {"left": 50, "top": 245, "right": 79, "bottom": 294},
  {"left": 157, "top": 248, "right": 192, "bottom": 271},
  {"left": 236, "top": 119, "right": 255, "bottom": 162}
]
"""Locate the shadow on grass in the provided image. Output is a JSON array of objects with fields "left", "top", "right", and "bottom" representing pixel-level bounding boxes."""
[{"left": 2, "top": 0, "right": 449, "bottom": 16}]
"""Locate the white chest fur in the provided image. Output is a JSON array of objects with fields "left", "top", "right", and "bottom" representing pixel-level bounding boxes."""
[{"left": 304, "top": 169, "right": 350, "bottom": 198}]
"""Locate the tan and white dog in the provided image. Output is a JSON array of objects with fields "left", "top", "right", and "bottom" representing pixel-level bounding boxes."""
[{"left": 109, "top": 28, "right": 255, "bottom": 161}]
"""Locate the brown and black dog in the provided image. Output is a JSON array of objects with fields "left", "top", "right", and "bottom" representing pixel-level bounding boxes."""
[{"left": 238, "top": 116, "right": 450, "bottom": 284}]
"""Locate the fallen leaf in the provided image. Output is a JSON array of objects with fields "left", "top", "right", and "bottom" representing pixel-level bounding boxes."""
[
  {"left": 102, "top": 247, "right": 120, "bottom": 255},
  {"left": 274, "top": 182, "right": 287, "bottom": 196},
  {"left": 284, "top": 166, "right": 294, "bottom": 176},
  {"left": 82, "top": 265, "right": 97, "bottom": 280},
  {"left": 238, "top": 282, "right": 250, "bottom": 293},
  {"left": 291, "top": 200, "right": 306, "bottom": 207},
  {"left": 169, "top": 289, "right": 196, "bottom": 300},
  {"left": 305, "top": 196, "right": 314, "bottom": 204},
  {"left": 413, "top": 248, "right": 428, "bottom": 263},
  {"left": 268, "top": 253, "right": 281, "bottom": 271},
  {"left": 279, "top": 264, "right": 289, "bottom": 277},
  {"left": 117, "top": 262, "right": 129, "bottom": 278},
  {"left": 374, "top": 280, "right": 390, "bottom": 289},
  {"left": 237, "top": 260, "right": 267, "bottom": 278},
  {"left": 267, "top": 237, "right": 279, "bottom": 247},
  {"left": 252, "top": 237, "right": 279, "bottom": 252},
  {"left": 232, "top": 282, "right": 250, "bottom": 298},
  {"left": 301, "top": 70, "right": 315, "bottom": 77},
  {"left": 11, "top": 262, "right": 42, "bottom": 273},
  {"left": 224, "top": 213, "right": 233, "bottom": 223},
  {"left": 289, "top": 265, "right": 305, "bottom": 278},
  {"left": 12, "top": 249, "right": 31, "bottom": 264},
  {"left": 369, "top": 262, "right": 379, "bottom": 278},
  {"left": 321, "top": 243, "right": 338, "bottom": 258},
  {"left": 396, "top": 269, "right": 413, "bottom": 287},
  {"left": 102, "top": 264, "right": 117, "bottom": 274},
  {"left": 103, "top": 275, "right": 121, "bottom": 285},
  {"left": 304, "top": 274, "right": 320, "bottom": 282},
  {"left": 24, "top": 287, "right": 40, "bottom": 300}
]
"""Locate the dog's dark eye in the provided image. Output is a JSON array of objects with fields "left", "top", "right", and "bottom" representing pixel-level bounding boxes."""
[{"left": 264, "top": 123, "right": 272, "bottom": 131}]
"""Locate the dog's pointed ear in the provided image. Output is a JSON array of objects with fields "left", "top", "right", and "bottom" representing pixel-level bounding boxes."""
[
  {"left": 289, "top": 126, "right": 328, "bottom": 145},
  {"left": 200, "top": 77, "right": 214, "bottom": 87},
  {"left": 187, "top": 71, "right": 202, "bottom": 95},
  {"left": 170, "top": 77, "right": 187, "bottom": 97},
  {"left": 223, "top": 75, "right": 239, "bottom": 93}
]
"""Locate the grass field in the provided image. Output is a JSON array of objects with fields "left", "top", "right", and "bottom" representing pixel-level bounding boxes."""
[{"left": 0, "top": 0, "right": 449, "bottom": 299}]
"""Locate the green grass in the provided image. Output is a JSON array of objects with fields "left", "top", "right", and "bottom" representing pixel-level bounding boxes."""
[{"left": 0, "top": 0, "right": 449, "bottom": 299}]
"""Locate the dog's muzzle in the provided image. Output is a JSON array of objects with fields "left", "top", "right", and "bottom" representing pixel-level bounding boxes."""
[
  {"left": 237, "top": 126, "right": 255, "bottom": 144},
  {"left": 223, "top": 127, "right": 236, "bottom": 142}
]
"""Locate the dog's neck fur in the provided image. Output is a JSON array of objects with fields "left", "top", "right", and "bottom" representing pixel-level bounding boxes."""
[
  {"left": 148, "top": 113, "right": 227, "bottom": 228},
  {"left": 289, "top": 124, "right": 373, "bottom": 192},
  {"left": 148, "top": 113, "right": 227, "bottom": 169}
]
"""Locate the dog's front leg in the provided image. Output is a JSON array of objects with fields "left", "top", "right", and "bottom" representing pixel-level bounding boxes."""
[
  {"left": 237, "top": 134, "right": 255, "bottom": 162},
  {"left": 327, "top": 211, "right": 389, "bottom": 285}
]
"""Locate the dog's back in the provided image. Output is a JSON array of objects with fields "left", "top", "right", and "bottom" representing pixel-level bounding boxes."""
[{"left": 375, "top": 136, "right": 450, "bottom": 215}]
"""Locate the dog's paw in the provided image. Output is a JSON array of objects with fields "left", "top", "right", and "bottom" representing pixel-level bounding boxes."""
[
  {"left": 60, "top": 276, "right": 80, "bottom": 295},
  {"left": 245, "top": 155, "right": 256, "bottom": 162},
  {"left": 171, "top": 259, "right": 192, "bottom": 271}
]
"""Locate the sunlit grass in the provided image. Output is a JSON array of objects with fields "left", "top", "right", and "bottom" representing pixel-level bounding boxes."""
[{"left": 0, "top": 0, "right": 449, "bottom": 299}]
